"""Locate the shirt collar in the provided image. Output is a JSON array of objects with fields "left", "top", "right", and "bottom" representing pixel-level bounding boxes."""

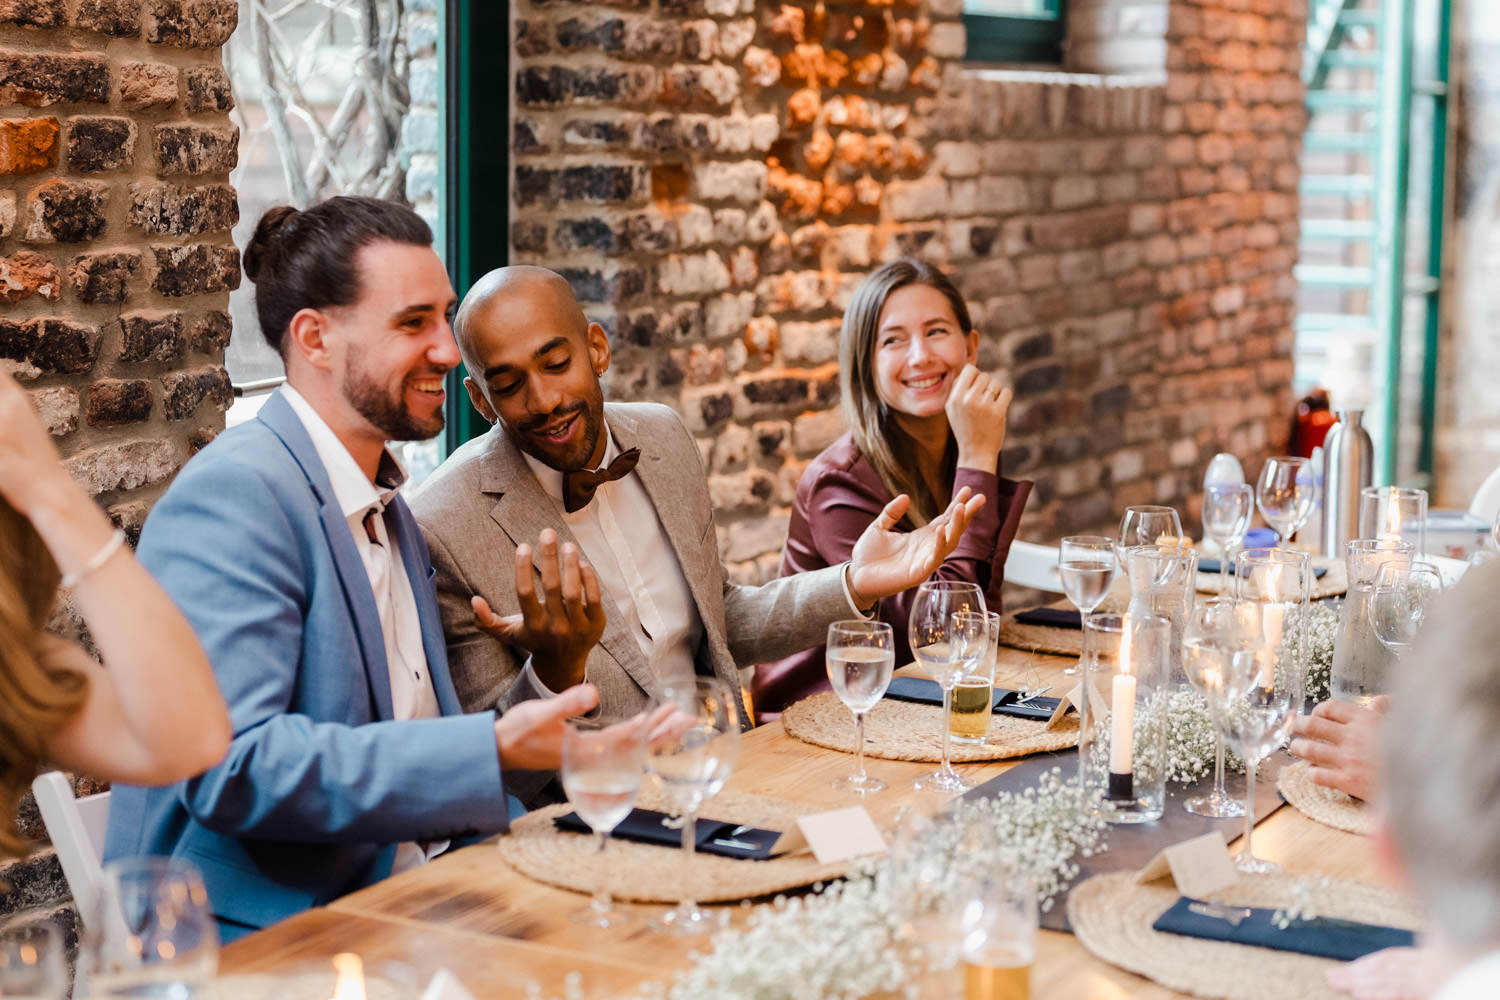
[
  {"left": 280, "top": 384, "right": 408, "bottom": 519},
  {"left": 519, "top": 418, "right": 619, "bottom": 503}
]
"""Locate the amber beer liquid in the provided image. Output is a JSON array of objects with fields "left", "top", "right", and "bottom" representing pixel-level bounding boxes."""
[
  {"left": 949, "top": 676, "right": 992, "bottom": 744},
  {"left": 963, "top": 945, "right": 1032, "bottom": 1000}
]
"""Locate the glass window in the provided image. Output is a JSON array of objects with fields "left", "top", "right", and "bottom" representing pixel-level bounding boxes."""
[{"left": 964, "top": 0, "right": 1066, "bottom": 64}]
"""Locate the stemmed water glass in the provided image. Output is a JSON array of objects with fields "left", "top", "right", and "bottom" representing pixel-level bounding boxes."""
[
  {"left": 1202, "top": 484, "right": 1253, "bottom": 592},
  {"left": 0, "top": 916, "right": 65, "bottom": 999},
  {"left": 85, "top": 857, "right": 219, "bottom": 996},
  {"left": 646, "top": 676, "right": 740, "bottom": 935},
  {"left": 826, "top": 620, "right": 895, "bottom": 794},
  {"left": 1119, "top": 505, "right": 1183, "bottom": 551},
  {"left": 1058, "top": 536, "right": 1117, "bottom": 677},
  {"left": 1181, "top": 598, "right": 1264, "bottom": 819},
  {"left": 909, "top": 581, "right": 987, "bottom": 794},
  {"left": 560, "top": 715, "right": 648, "bottom": 927},
  {"left": 1256, "top": 457, "right": 1315, "bottom": 548},
  {"left": 1368, "top": 561, "right": 1445, "bottom": 657}
]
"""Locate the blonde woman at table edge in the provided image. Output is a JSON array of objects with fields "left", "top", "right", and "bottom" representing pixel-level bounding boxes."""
[
  {"left": 0, "top": 367, "right": 231, "bottom": 856},
  {"left": 751, "top": 258, "right": 1033, "bottom": 717}
]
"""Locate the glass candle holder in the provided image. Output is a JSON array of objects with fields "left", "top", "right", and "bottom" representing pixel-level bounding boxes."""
[
  {"left": 1235, "top": 547, "right": 1313, "bottom": 708},
  {"left": 1078, "top": 613, "right": 1171, "bottom": 824},
  {"left": 1122, "top": 544, "right": 1198, "bottom": 689},
  {"left": 1358, "top": 486, "right": 1428, "bottom": 556},
  {"left": 1331, "top": 538, "right": 1414, "bottom": 706}
]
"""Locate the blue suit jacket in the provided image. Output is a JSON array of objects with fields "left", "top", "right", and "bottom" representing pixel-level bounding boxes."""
[{"left": 104, "top": 391, "right": 511, "bottom": 941}]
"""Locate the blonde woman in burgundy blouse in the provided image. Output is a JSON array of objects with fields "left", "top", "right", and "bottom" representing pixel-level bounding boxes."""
[{"left": 751, "top": 259, "right": 1032, "bottom": 717}]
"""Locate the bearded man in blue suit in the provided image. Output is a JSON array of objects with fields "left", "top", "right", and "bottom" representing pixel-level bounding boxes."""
[{"left": 103, "top": 197, "right": 599, "bottom": 942}]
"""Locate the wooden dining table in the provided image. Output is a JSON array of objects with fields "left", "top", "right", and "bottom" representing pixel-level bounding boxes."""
[{"left": 220, "top": 644, "right": 1391, "bottom": 998}]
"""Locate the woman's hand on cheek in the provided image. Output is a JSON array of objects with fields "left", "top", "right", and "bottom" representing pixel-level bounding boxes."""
[{"left": 945, "top": 364, "right": 1011, "bottom": 473}]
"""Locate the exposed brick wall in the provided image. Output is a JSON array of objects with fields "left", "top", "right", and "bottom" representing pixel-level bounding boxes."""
[
  {"left": 0, "top": 0, "right": 238, "bottom": 934},
  {"left": 1, "top": 0, "right": 240, "bottom": 544},
  {"left": 509, "top": 0, "right": 1304, "bottom": 592}
]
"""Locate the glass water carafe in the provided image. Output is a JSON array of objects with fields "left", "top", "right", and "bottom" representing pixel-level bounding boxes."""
[{"left": 1331, "top": 539, "right": 1413, "bottom": 706}]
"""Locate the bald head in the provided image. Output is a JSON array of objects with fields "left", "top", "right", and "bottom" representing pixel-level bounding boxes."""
[{"left": 454, "top": 265, "right": 588, "bottom": 374}]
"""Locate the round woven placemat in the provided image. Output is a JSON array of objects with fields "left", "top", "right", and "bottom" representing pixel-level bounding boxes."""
[
  {"left": 1196, "top": 560, "right": 1348, "bottom": 600},
  {"left": 995, "top": 617, "right": 1086, "bottom": 656},
  {"left": 498, "top": 785, "right": 850, "bottom": 903},
  {"left": 1069, "top": 871, "right": 1421, "bottom": 1000},
  {"left": 781, "top": 691, "right": 1078, "bottom": 763},
  {"left": 1277, "top": 760, "right": 1376, "bottom": 836},
  {"left": 207, "top": 974, "right": 408, "bottom": 1000}
]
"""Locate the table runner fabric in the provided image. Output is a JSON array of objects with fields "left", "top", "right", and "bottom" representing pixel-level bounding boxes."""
[
  {"left": 498, "top": 785, "right": 851, "bottom": 903},
  {"left": 1277, "top": 760, "right": 1378, "bottom": 836},
  {"left": 964, "top": 749, "right": 1291, "bottom": 932},
  {"left": 1069, "top": 871, "right": 1423, "bottom": 1000},
  {"left": 781, "top": 690, "right": 1079, "bottom": 763}
]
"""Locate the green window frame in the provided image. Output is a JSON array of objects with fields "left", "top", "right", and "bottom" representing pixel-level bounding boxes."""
[{"left": 963, "top": 0, "right": 1067, "bottom": 65}]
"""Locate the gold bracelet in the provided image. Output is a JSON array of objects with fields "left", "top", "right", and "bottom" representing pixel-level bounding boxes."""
[{"left": 60, "top": 529, "right": 126, "bottom": 589}]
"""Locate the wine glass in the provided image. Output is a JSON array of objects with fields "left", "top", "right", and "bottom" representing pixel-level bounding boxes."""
[
  {"left": 1181, "top": 599, "right": 1264, "bottom": 819},
  {"left": 1255, "top": 457, "right": 1314, "bottom": 547},
  {"left": 85, "top": 856, "right": 219, "bottom": 996},
  {"left": 1058, "top": 536, "right": 1117, "bottom": 678},
  {"left": 561, "top": 714, "right": 647, "bottom": 927},
  {"left": 1118, "top": 505, "right": 1184, "bottom": 551},
  {"left": 909, "top": 581, "right": 987, "bottom": 794},
  {"left": 646, "top": 676, "right": 740, "bottom": 935},
  {"left": 826, "top": 620, "right": 895, "bottom": 794},
  {"left": 0, "top": 916, "right": 65, "bottom": 999},
  {"left": 1367, "top": 561, "right": 1444, "bottom": 657},
  {"left": 1202, "top": 484, "right": 1253, "bottom": 592}
]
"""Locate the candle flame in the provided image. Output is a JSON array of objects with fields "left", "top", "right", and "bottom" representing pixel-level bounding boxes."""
[
  {"left": 330, "top": 953, "right": 366, "bottom": 1000},
  {"left": 1385, "top": 490, "right": 1402, "bottom": 538},
  {"left": 1262, "top": 562, "right": 1286, "bottom": 601}
]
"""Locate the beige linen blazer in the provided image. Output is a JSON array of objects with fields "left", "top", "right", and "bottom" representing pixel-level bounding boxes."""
[{"left": 409, "top": 402, "right": 848, "bottom": 724}]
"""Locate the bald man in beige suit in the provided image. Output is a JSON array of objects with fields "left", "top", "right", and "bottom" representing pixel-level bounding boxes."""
[{"left": 410, "top": 268, "right": 983, "bottom": 794}]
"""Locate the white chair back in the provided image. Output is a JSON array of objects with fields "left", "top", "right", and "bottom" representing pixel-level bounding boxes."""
[
  {"left": 1468, "top": 465, "right": 1500, "bottom": 526},
  {"left": 30, "top": 771, "right": 111, "bottom": 929},
  {"left": 1005, "top": 540, "right": 1065, "bottom": 594}
]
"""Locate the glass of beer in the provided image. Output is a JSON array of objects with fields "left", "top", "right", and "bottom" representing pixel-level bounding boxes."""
[
  {"left": 960, "top": 868, "right": 1038, "bottom": 1000},
  {"left": 950, "top": 611, "right": 1000, "bottom": 745}
]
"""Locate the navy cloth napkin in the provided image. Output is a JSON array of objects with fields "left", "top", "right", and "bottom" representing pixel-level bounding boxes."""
[
  {"left": 1198, "top": 558, "right": 1329, "bottom": 578},
  {"left": 1012, "top": 607, "right": 1083, "bottom": 630},
  {"left": 884, "top": 676, "right": 1065, "bottom": 721},
  {"left": 1152, "top": 897, "right": 1415, "bottom": 961},
  {"left": 554, "top": 808, "right": 782, "bottom": 860}
]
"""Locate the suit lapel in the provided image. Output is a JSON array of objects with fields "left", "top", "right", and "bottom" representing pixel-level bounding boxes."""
[
  {"left": 607, "top": 408, "right": 721, "bottom": 664},
  {"left": 478, "top": 425, "right": 659, "bottom": 700},
  {"left": 258, "top": 391, "right": 395, "bottom": 721}
]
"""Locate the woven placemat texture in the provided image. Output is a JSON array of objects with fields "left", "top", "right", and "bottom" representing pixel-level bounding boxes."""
[
  {"left": 1277, "top": 760, "right": 1376, "bottom": 836},
  {"left": 1196, "top": 560, "right": 1348, "bottom": 600},
  {"left": 781, "top": 691, "right": 1078, "bottom": 762},
  {"left": 498, "top": 785, "right": 850, "bottom": 903},
  {"left": 994, "top": 617, "right": 1086, "bottom": 656},
  {"left": 1069, "top": 871, "right": 1422, "bottom": 1000}
]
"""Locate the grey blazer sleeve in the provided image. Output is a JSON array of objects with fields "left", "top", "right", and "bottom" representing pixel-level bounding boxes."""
[
  {"left": 422, "top": 525, "right": 530, "bottom": 712},
  {"left": 721, "top": 564, "right": 851, "bottom": 668}
]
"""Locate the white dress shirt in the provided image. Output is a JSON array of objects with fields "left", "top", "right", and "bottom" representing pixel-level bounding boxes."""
[
  {"left": 520, "top": 421, "right": 704, "bottom": 693},
  {"left": 1433, "top": 951, "right": 1500, "bottom": 1000},
  {"left": 281, "top": 386, "right": 445, "bottom": 873}
]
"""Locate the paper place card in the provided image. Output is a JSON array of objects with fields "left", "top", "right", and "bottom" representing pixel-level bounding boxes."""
[
  {"left": 1048, "top": 686, "right": 1077, "bottom": 729},
  {"left": 421, "top": 969, "right": 477, "bottom": 1000},
  {"left": 776, "top": 806, "right": 887, "bottom": 864},
  {"left": 1136, "top": 831, "right": 1238, "bottom": 900}
]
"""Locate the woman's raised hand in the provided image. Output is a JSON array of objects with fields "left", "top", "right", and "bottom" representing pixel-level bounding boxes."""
[
  {"left": 0, "top": 367, "right": 72, "bottom": 518},
  {"left": 944, "top": 364, "right": 1012, "bottom": 474}
]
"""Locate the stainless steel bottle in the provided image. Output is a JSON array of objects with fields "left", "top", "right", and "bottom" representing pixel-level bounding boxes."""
[{"left": 1320, "top": 409, "right": 1374, "bottom": 558}]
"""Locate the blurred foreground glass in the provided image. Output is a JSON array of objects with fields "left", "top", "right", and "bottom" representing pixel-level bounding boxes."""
[
  {"left": 1255, "top": 457, "right": 1315, "bottom": 547},
  {"left": 1181, "top": 599, "right": 1264, "bottom": 819},
  {"left": 1058, "top": 536, "right": 1116, "bottom": 678},
  {"left": 909, "top": 581, "right": 987, "bottom": 793},
  {"left": 1078, "top": 613, "right": 1171, "bottom": 824},
  {"left": 1358, "top": 486, "right": 1428, "bottom": 556},
  {"left": 950, "top": 612, "right": 1001, "bottom": 746},
  {"left": 826, "top": 620, "right": 895, "bottom": 794},
  {"left": 1367, "top": 561, "right": 1444, "bottom": 657},
  {"left": 0, "top": 916, "right": 64, "bottom": 999},
  {"left": 646, "top": 677, "right": 740, "bottom": 935},
  {"left": 561, "top": 714, "right": 647, "bottom": 928},
  {"left": 960, "top": 869, "right": 1037, "bottom": 1000},
  {"left": 85, "top": 856, "right": 218, "bottom": 999}
]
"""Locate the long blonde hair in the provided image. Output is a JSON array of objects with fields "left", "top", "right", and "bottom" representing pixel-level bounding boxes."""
[
  {"left": 839, "top": 258, "right": 974, "bottom": 527},
  {"left": 0, "top": 498, "right": 88, "bottom": 857}
]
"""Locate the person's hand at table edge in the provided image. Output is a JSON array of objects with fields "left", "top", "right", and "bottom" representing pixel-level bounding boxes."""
[
  {"left": 1290, "top": 695, "right": 1389, "bottom": 803},
  {"left": 494, "top": 683, "right": 599, "bottom": 771},
  {"left": 471, "top": 528, "right": 607, "bottom": 692},
  {"left": 845, "top": 488, "right": 986, "bottom": 610}
]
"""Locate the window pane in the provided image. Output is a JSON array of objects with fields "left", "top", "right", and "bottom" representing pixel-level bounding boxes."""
[{"left": 963, "top": 0, "right": 1059, "bottom": 17}]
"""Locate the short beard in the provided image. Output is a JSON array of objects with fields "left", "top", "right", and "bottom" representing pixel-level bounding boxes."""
[{"left": 344, "top": 366, "right": 443, "bottom": 442}]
